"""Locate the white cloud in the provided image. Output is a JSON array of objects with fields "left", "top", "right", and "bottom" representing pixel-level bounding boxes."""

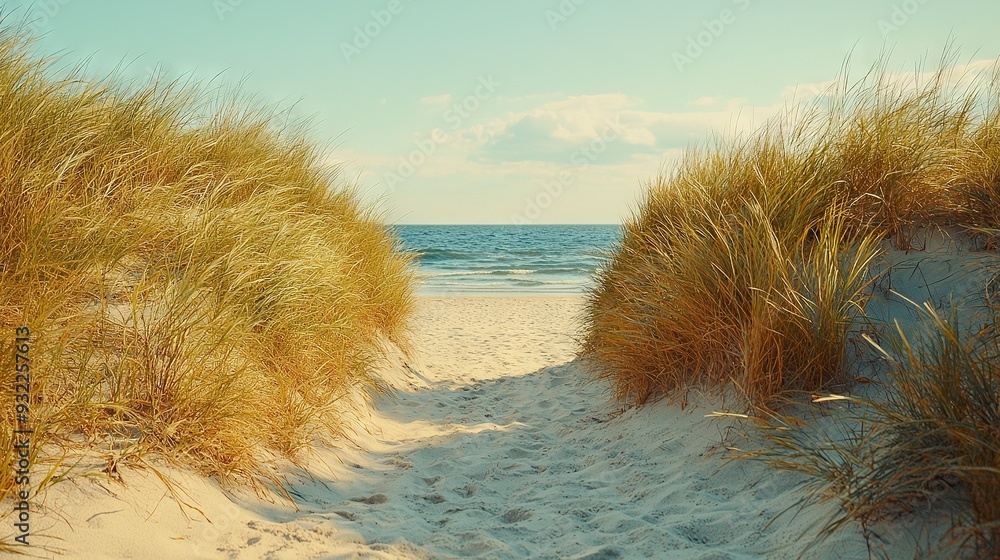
[
  {"left": 335, "top": 57, "right": 1000, "bottom": 223},
  {"left": 334, "top": 89, "right": 791, "bottom": 199},
  {"left": 473, "top": 93, "right": 784, "bottom": 164}
]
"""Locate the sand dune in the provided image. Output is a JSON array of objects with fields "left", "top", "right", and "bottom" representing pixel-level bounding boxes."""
[{"left": 23, "top": 295, "right": 948, "bottom": 559}]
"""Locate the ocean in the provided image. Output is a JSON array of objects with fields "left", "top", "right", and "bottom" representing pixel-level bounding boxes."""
[{"left": 395, "top": 225, "right": 621, "bottom": 295}]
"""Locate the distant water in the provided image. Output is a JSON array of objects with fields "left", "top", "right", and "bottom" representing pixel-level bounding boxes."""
[{"left": 395, "top": 225, "right": 620, "bottom": 295}]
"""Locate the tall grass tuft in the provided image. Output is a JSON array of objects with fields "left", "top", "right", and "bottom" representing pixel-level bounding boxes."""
[
  {"left": 0, "top": 23, "right": 414, "bottom": 535},
  {"left": 962, "top": 65, "right": 1000, "bottom": 240},
  {"left": 583, "top": 50, "right": 1000, "bottom": 556},
  {"left": 747, "top": 300, "right": 1000, "bottom": 558},
  {"left": 583, "top": 55, "right": 998, "bottom": 407}
]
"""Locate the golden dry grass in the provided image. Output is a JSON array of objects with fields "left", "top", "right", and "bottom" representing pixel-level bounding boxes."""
[
  {"left": 0, "top": 27, "right": 414, "bottom": 548},
  {"left": 583, "top": 55, "right": 995, "bottom": 407},
  {"left": 749, "top": 300, "right": 1000, "bottom": 557},
  {"left": 583, "top": 52, "right": 1000, "bottom": 557}
]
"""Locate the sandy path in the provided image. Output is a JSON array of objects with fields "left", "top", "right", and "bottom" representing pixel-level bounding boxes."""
[
  {"left": 204, "top": 297, "right": 887, "bottom": 559},
  {"left": 30, "top": 296, "right": 935, "bottom": 559}
]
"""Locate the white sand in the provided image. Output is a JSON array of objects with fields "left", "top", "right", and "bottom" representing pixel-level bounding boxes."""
[{"left": 17, "top": 269, "right": 985, "bottom": 558}]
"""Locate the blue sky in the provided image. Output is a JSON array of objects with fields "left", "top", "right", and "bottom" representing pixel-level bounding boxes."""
[{"left": 9, "top": 1, "right": 1000, "bottom": 223}]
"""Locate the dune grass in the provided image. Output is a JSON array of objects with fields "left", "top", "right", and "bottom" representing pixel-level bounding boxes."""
[
  {"left": 0, "top": 26, "right": 414, "bottom": 545},
  {"left": 583, "top": 53, "right": 1000, "bottom": 555},
  {"left": 872, "top": 301, "right": 1000, "bottom": 554},
  {"left": 583, "top": 56, "right": 993, "bottom": 407},
  {"left": 747, "top": 298, "right": 1000, "bottom": 557}
]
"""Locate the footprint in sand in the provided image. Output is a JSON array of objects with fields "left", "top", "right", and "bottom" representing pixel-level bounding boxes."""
[
  {"left": 507, "top": 447, "right": 533, "bottom": 458},
  {"left": 351, "top": 493, "right": 388, "bottom": 505},
  {"left": 500, "top": 508, "right": 532, "bottom": 523},
  {"left": 423, "top": 493, "right": 447, "bottom": 504},
  {"left": 423, "top": 476, "right": 442, "bottom": 487}
]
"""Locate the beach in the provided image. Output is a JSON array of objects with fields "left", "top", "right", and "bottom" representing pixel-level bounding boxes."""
[
  {"left": 27, "top": 295, "right": 938, "bottom": 559},
  {"left": 8, "top": 5, "right": 1000, "bottom": 558}
]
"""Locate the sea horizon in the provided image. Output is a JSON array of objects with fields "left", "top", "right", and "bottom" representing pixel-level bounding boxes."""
[{"left": 396, "top": 224, "right": 620, "bottom": 296}]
